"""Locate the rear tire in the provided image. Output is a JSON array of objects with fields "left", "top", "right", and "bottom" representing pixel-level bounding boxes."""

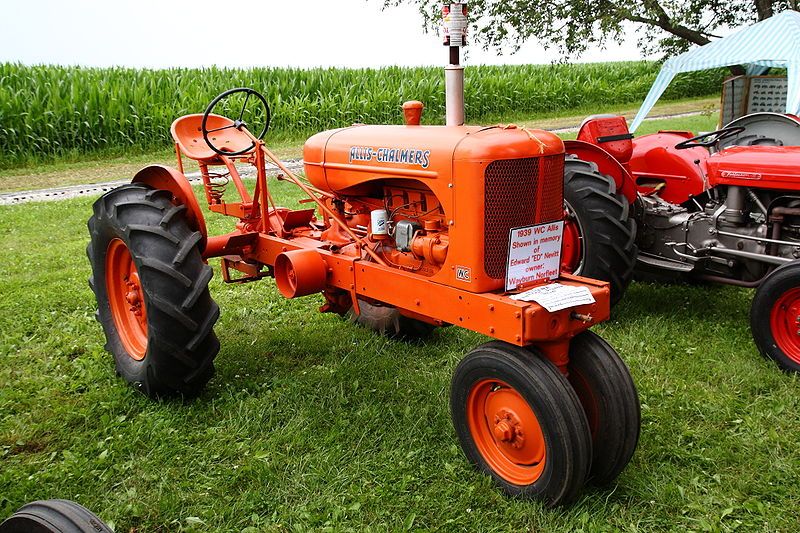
[
  {"left": 0, "top": 499, "right": 111, "bottom": 533},
  {"left": 87, "top": 184, "right": 220, "bottom": 398},
  {"left": 563, "top": 155, "right": 637, "bottom": 305},
  {"left": 566, "top": 331, "right": 640, "bottom": 485},
  {"left": 348, "top": 299, "right": 437, "bottom": 339},
  {"left": 450, "top": 341, "right": 592, "bottom": 506},
  {"left": 751, "top": 260, "right": 800, "bottom": 373}
]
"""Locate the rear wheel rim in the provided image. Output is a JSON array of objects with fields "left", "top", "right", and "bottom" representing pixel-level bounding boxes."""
[
  {"left": 561, "top": 202, "right": 584, "bottom": 274},
  {"left": 106, "top": 239, "right": 148, "bottom": 360},
  {"left": 770, "top": 287, "right": 800, "bottom": 364},
  {"left": 466, "top": 378, "right": 546, "bottom": 485}
]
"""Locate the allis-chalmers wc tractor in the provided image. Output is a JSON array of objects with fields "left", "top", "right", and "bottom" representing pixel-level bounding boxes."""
[{"left": 86, "top": 4, "right": 640, "bottom": 506}]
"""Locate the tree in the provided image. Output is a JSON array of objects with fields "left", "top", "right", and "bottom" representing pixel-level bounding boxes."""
[{"left": 383, "top": 0, "right": 799, "bottom": 58}]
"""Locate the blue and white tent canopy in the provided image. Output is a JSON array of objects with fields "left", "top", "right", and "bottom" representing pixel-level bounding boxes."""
[{"left": 630, "top": 10, "right": 800, "bottom": 132}]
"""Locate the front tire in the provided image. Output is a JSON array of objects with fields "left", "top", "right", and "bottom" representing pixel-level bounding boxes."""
[
  {"left": 450, "top": 341, "right": 592, "bottom": 506},
  {"left": 751, "top": 261, "right": 800, "bottom": 373},
  {"left": 566, "top": 331, "right": 640, "bottom": 485},
  {"left": 563, "top": 155, "right": 637, "bottom": 305},
  {"left": 87, "top": 184, "right": 220, "bottom": 398}
]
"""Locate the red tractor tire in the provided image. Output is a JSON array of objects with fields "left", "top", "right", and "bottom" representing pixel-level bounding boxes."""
[
  {"left": 450, "top": 341, "right": 592, "bottom": 506},
  {"left": 751, "top": 261, "right": 800, "bottom": 373},
  {"left": 87, "top": 184, "right": 220, "bottom": 398},
  {"left": 565, "top": 331, "right": 640, "bottom": 485},
  {"left": 563, "top": 155, "right": 637, "bottom": 305},
  {"left": 0, "top": 499, "right": 111, "bottom": 533}
]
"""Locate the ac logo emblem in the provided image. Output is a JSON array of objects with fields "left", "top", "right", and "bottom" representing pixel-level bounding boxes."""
[{"left": 455, "top": 266, "right": 471, "bottom": 282}]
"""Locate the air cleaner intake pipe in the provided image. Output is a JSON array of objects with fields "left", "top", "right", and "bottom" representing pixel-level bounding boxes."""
[{"left": 442, "top": 2, "right": 467, "bottom": 126}]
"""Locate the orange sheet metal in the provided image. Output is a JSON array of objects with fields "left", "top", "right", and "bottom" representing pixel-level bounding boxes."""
[{"left": 254, "top": 234, "right": 609, "bottom": 346}]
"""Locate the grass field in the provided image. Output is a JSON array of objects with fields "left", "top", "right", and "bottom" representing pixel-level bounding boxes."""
[
  {"left": 1, "top": 109, "right": 800, "bottom": 531},
  {"left": 0, "top": 61, "right": 724, "bottom": 169}
]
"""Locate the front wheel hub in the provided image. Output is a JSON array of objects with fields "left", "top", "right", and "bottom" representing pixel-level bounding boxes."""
[{"left": 467, "top": 379, "right": 546, "bottom": 485}]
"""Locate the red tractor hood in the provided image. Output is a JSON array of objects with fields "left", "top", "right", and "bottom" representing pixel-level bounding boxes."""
[{"left": 707, "top": 146, "right": 800, "bottom": 190}]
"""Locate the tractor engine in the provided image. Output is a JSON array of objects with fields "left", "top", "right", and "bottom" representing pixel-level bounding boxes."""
[
  {"left": 304, "top": 122, "right": 565, "bottom": 292},
  {"left": 638, "top": 184, "right": 800, "bottom": 282}
]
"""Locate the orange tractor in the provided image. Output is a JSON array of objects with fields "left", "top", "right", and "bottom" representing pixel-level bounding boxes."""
[{"left": 86, "top": 3, "right": 639, "bottom": 506}]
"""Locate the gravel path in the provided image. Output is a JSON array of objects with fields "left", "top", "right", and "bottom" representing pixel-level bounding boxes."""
[
  {"left": 0, "top": 109, "right": 707, "bottom": 206},
  {"left": 0, "top": 160, "right": 304, "bottom": 206}
]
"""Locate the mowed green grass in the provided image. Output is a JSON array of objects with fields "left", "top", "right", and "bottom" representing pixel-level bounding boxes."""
[{"left": 2, "top": 170, "right": 800, "bottom": 531}]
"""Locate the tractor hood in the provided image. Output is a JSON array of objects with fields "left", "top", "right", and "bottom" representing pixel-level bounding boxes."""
[
  {"left": 707, "top": 145, "right": 800, "bottom": 190},
  {"left": 303, "top": 124, "right": 563, "bottom": 194}
]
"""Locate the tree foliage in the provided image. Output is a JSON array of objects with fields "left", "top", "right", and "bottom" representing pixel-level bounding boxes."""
[{"left": 384, "top": 0, "right": 799, "bottom": 58}]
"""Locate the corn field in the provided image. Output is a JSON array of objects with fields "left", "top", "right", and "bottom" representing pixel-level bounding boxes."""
[{"left": 0, "top": 62, "right": 723, "bottom": 168}]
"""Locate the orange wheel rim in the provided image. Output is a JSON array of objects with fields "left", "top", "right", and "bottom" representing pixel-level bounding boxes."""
[
  {"left": 105, "top": 238, "right": 148, "bottom": 360},
  {"left": 466, "top": 378, "right": 546, "bottom": 485}
]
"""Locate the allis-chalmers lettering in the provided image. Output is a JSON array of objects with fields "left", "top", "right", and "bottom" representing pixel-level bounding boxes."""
[{"left": 349, "top": 145, "right": 432, "bottom": 168}]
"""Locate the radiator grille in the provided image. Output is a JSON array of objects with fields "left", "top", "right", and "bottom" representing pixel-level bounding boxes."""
[
  {"left": 483, "top": 155, "right": 564, "bottom": 279},
  {"left": 539, "top": 155, "right": 565, "bottom": 222}
]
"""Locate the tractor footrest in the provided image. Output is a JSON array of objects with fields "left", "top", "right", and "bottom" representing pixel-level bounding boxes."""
[
  {"left": 637, "top": 252, "right": 694, "bottom": 272},
  {"left": 221, "top": 255, "right": 268, "bottom": 283}
]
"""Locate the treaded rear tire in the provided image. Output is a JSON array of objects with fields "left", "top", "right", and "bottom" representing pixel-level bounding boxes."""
[
  {"left": 348, "top": 299, "right": 437, "bottom": 340},
  {"left": 564, "top": 155, "right": 637, "bottom": 305},
  {"left": 87, "top": 184, "right": 220, "bottom": 398},
  {"left": 0, "top": 499, "right": 111, "bottom": 533}
]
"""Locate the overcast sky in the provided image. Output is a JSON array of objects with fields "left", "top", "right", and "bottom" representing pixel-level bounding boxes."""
[{"left": 0, "top": 0, "right": 647, "bottom": 69}]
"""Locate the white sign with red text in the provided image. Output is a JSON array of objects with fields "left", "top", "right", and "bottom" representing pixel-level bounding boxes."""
[{"left": 505, "top": 221, "right": 564, "bottom": 291}]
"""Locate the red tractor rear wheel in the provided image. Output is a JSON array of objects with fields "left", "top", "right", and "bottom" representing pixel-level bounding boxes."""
[
  {"left": 87, "top": 184, "right": 220, "bottom": 398},
  {"left": 562, "top": 155, "right": 637, "bottom": 305},
  {"left": 450, "top": 341, "right": 591, "bottom": 506},
  {"left": 564, "top": 331, "right": 640, "bottom": 485},
  {"left": 751, "top": 261, "right": 800, "bottom": 373}
]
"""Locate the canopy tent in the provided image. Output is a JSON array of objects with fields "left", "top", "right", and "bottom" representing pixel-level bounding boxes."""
[{"left": 629, "top": 10, "right": 800, "bottom": 132}]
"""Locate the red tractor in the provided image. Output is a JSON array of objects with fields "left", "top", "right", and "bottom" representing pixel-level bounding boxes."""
[
  {"left": 562, "top": 111, "right": 800, "bottom": 372},
  {"left": 85, "top": 17, "right": 640, "bottom": 506}
]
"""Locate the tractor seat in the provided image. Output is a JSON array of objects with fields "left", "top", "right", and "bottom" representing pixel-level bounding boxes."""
[
  {"left": 170, "top": 113, "right": 255, "bottom": 162},
  {"left": 577, "top": 114, "right": 634, "bottom": 163}
]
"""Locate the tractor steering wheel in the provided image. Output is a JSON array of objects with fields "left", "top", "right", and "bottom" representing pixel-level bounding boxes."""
[
  {"left": 201, "top": 87, "right": 271, "bottom": 156},
  {"left": 674, "top": 126, "right": 746, "bottom": 150}
]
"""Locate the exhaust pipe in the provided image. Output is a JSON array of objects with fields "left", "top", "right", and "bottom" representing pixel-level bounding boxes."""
[{"left": 443, "top": 2, "right": 467, "bottom": 126}]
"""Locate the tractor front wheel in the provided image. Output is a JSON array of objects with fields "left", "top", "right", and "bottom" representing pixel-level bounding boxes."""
[
  {"left": 565, "top": 331, "right": 640, "bottom": 485},
  {"left": 562, "top": 155, "right": 637, "bottom": 305},
  {"left": 751, "top": 261, "right": 800, "bottom": 373},
  {"left": 450, "top": 341, "right": 592, "bottom": 506},
  {"left": 88, "top": 184, "right": 220, "bottom": 398}
]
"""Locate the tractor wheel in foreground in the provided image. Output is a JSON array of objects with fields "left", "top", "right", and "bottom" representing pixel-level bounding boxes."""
[
  {"left": 450, "top": 341, "right": 592, "bottom": 506},
  {"left": 0, "top": 499, "right": 111, "bottom": 533},
  {"left": 87, "top": 184, "right": 220, "bottom": 398},
  {"left": 565, "top": 331, "right": 640, "bottom": 485},
  {"left": 348, "top": 299, "right": 437, "bottom": 339},
  {"left": 562, "top": 155, "right": 637, "bottom": 305},
  {"left": 751, "top": 260, "right": 800, "bottom": 373}
]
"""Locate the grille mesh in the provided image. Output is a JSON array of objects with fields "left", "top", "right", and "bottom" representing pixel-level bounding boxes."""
[
  {"left": 483, "top": 155, "right": 564, "bottom": 279},
  {"left": 539, "top": 155, "right": 565, "bottom": 222}
]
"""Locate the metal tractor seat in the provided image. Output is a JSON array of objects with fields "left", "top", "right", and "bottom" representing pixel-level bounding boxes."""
[
  {"left": 171, "top": 113, "right": 256, "bottom": 162},
  {"left": 577, "top": 114, "right": 634, "bottom": 163}
]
